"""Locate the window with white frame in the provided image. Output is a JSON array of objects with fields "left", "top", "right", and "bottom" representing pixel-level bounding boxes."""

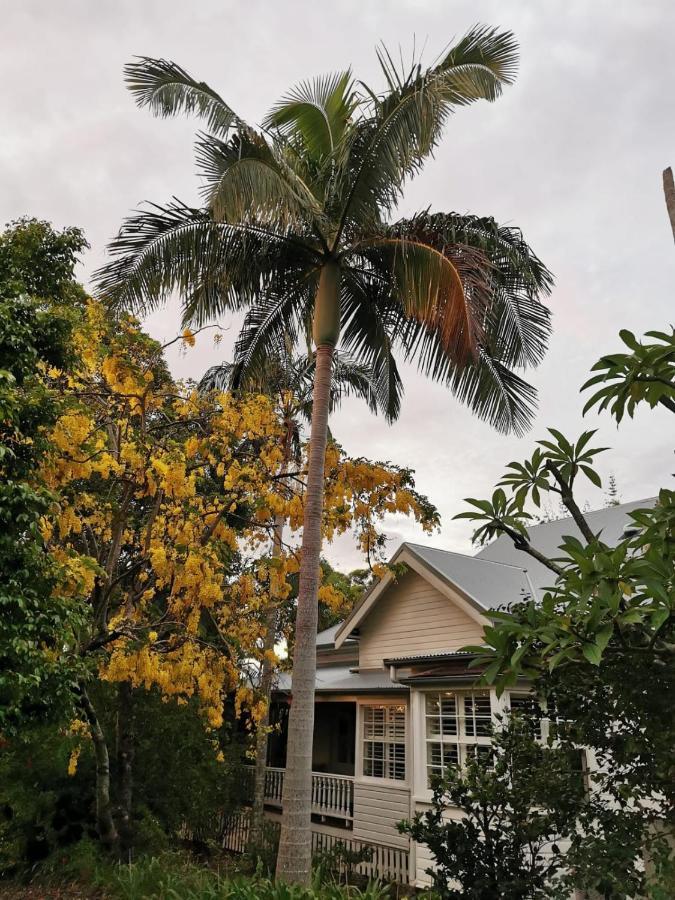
[
  {"left": 507, "top": 692, "right": 545, "bottom": 740},
  {"left": 362, "top": 704, "right": 406, "bottom": 781},
  {"left": 425, "top": 691, "right": 492, "bottom": 786}
]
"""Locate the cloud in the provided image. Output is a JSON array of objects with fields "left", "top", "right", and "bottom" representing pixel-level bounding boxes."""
[{"left": 2, "top": 0, "right": 673, "bottom": 571}]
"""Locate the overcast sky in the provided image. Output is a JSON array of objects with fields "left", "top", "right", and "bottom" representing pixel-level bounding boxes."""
[{"left": 1, "top": 0, "right": 673, "bottom": 570}]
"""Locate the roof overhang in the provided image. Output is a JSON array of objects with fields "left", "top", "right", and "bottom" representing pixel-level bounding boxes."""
[{"left": 334, "top": 543, "right": 490, "bottom": 649}]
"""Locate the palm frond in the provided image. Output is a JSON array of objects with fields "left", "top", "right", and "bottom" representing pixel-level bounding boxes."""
[
  {"left": 339, "top": 267, "right": 405, "bottom": 422},
  {"left": 388, "top": 212, "right": 553, "bottom": 368},
  {"left": 340, "top": 262, "right": 536, "bottom": 433},
  {"left": 93, "top": 199, "right": 317, "bottom": 323},
  {"left": 333, "top": 26, "right": 518, "bottom": 238},
  {"left": 199, "top": 361, "right": 238, "bottom": 393},
  {"left": 349, "top": 236, "right": 485, "bottom": 364},
  {"left": 265, "top": 71, "right": 355, "bottom": 162},
  {"left": 195, "top": 131, "right": 321, "bottom": 227},
  {"left": 125, "top": 57, "right": 238, "bottom": 135},
  {"left": 435, "top": 24, "right": 519, "bottom": 103},
  {"left": 233, "top": 287, "right": 315, "bottom": 383},
  {"left": 447, "top": 349, "right": 537, "bottom": 436}
]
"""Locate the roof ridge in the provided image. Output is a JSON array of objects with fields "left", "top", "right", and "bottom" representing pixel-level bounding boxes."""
[
  {"left": 406, "top": 542, "right": 528, "bottom": 572},
  {"left": 515, "top": 495, "right": 657, "bottom": 531}
]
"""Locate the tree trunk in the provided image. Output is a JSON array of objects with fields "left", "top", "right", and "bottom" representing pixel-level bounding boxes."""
[
  {"left": 78, "top": 685, "right": 119, "bottom": 852},
  {"left": 663, "top": 167, "right": 675, "bottom": 244},
  {"left": 250, "top": 511, "right": 285, "bottom": 853},
  {"left": 276, "top": 263, "right": 339, "bottom": 885},
  {"left": 117, "top": 681, "right": 135, "bottom": 855}
]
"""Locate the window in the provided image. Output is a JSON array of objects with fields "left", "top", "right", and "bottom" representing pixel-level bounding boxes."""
[
  {"left": 508, "top": 692, "right": 544, "bottom": 740},
  {"left": 362, "top": 704, "right": 406, "bottom": 781},
  {"left": 425, "top": 692, "right": 492, "bottom": 787}
]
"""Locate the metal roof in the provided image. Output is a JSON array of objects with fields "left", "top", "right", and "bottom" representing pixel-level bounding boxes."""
[
  {"left": 476, "top": 497, "right": 656, "bottom": 593},
  {"left": 315, "top": 623, "right": 355, "bottom": 648},
  {"left": 384, "top": 649, "right": 478, "bottom": 665},
  {"left": 405, "top": 543, "right": 534, "bottom": 611},
  {"left": 274, "top": 664, "right": 405, "bottom": 694}
]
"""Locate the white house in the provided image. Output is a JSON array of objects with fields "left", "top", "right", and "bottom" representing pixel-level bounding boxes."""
[{"left": 246, "top": 498, "right": 653, "bottom": 887}]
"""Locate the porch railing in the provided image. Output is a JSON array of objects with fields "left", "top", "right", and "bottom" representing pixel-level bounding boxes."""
[
  {"left": 223, "top": 810, "right": 409, "bottom": 885},
  {"left": 259, "top": 766, "right": 354, "bottom": 821}
]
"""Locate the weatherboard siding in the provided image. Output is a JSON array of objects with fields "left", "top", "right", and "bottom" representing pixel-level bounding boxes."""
[
  {"left": 351, "top": 781, "right": 410, "bottom": 849},
  {"left": 358, "top": 570, "right": 485, "bottom": 669}
]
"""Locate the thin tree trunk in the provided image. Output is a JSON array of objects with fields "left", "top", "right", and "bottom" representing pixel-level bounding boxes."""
[
  {"left": 663, "top": 167, "right": 675, "bottom": 244},
  {"left": 275, "top": 341, "right": 335, "bottom": 884},
  {"left": 117, "top": 681, "right": 134, "bottom": 855},
  {"left": 78, "top": 685, "right": 119, "bottom": 852},
  {"left": 250, "top": 511, "right": 285, "bottom": 853}
]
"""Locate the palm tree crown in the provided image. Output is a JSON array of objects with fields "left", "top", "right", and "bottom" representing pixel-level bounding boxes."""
[{"left": 96, "top": 25, "right": 552, "bottom": 436}]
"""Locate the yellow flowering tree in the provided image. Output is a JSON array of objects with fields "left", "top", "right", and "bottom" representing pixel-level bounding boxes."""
[
  {"left": 40, "top": 302, "right": 289, "bottom": 847},
  {"left": 41, "top": 301, "right": 439, "bottom": 852}
]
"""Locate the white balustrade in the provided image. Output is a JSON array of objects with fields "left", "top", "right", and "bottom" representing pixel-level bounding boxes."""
[{"left": 262, "top": 767, "right": 354, "bottom": 820}]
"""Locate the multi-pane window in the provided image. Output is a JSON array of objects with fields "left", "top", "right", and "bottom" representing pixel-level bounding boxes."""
[
  {"left": 362, "top": 704, "right": 406, "bottom": 781},
  {"left": 508, "top": 693, "right": 544, "bottom": 739},
  {"left": 425, "top": 692, "right": 492, "bottom": 786}
]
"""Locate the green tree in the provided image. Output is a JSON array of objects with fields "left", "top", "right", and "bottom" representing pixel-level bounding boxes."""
[
  {"left": 0, "top": 219, "right": 88, "bottom": 733},
  {"left": 95, "top": 27, "right": 553, "bottom": 882},
  {"left": 456, "top": 333, "right": 675, "bottom": 897},
  {"left": 400, "top": 715, "right": 585, "bottom": 899}
]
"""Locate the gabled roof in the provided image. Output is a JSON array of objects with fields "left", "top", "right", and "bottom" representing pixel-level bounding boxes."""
[
  {"left": 405, "top": 544, "right": 534, "bottom": 610},
  {"left": 334, "top": 542, "right": 529, "bottom": 648},
  {"left": 334, "top": 498, "right": 655, "bottom": 649}
]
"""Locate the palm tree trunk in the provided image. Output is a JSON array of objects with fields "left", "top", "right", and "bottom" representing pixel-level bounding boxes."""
[
  {"left": 276, "top": 265, "right": 339, "bottom": 885},
  {"left": 663, "top": 167, "right": 675, "bottom": 244},
  {"left": 250, "top": 511, "right": 285, "bottom": 854},
  {"left": 78, "top": 685, "right": 119, "bottom": 852}
]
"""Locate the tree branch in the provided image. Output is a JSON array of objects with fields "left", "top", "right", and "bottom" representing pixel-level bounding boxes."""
[{"left": 545, "top": 462, "right": 596, "bottom": 544}]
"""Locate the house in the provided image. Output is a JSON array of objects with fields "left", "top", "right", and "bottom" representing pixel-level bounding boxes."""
[{"left": 254, "top": 498, "right": 653, "bottom": 887}]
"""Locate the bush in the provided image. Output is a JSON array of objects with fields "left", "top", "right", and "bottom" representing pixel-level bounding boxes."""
[
  {"left": 0, "top": 724, "right": 97, "bottom": 878},
  {"left": 100, "top": 854, "right": 392, "bottom": 899}
]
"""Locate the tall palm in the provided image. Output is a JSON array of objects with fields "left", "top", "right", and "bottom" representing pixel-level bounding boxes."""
[
  {"left": 200, "top": 348, "right": 388, "bottom": 851},
  {"left": 95, "top": 26, "right": 553, "bottom": 882}
]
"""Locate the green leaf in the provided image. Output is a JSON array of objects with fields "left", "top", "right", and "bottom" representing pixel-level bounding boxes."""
[
  {"left": 582, "top": 643, "right": 603, "bottom": 666},
  {"left": 580, "top": 464, "right": 602, "bottom": 488}
]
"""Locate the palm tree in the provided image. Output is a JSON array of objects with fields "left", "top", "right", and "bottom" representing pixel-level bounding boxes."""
[
  {"left": 95, "top": 26, "right": 554, "bottom": 882},
  {"left": 200, "top": 348, "right": 387, "bottom": 852}
]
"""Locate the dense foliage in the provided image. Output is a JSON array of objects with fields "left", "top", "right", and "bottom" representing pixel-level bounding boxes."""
[
  {"left": 400, "top": 715, "right": 585, "bottom": 899},
  {"left": 455, "top": 327, "right": 675, "bottom": 897},
  {"left": 0, "top": 219, "right": 88, "bottom": 732},
  {"left": 0, "top": 216, "right": 440, "bottom": 879}
]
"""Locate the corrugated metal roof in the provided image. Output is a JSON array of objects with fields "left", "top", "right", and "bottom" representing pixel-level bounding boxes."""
[
  {"left": 274, "top": 665, "right": 403, "bottom": 694},
  {"left": 405, "top": 543, "right": 534, "bottom": 611},
  {"left": 384, "top": 649, "right": 477, "bottom": 664},
  {"left": 476, "top": 497, "right": 656, "bottom": 593}
]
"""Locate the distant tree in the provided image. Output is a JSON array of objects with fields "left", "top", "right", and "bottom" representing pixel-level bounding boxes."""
[{"left": 604, "top": 473, "right": 621, "bottom": 506}]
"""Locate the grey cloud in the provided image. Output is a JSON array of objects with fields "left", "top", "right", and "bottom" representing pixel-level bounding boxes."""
[{"left": 1, "top": 0, "right": 673, "bottom": 571}]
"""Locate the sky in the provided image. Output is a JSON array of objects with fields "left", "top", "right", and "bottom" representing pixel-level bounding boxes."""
[{"left": 1, "top": 0, "right": 673, "bottom": 570}]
